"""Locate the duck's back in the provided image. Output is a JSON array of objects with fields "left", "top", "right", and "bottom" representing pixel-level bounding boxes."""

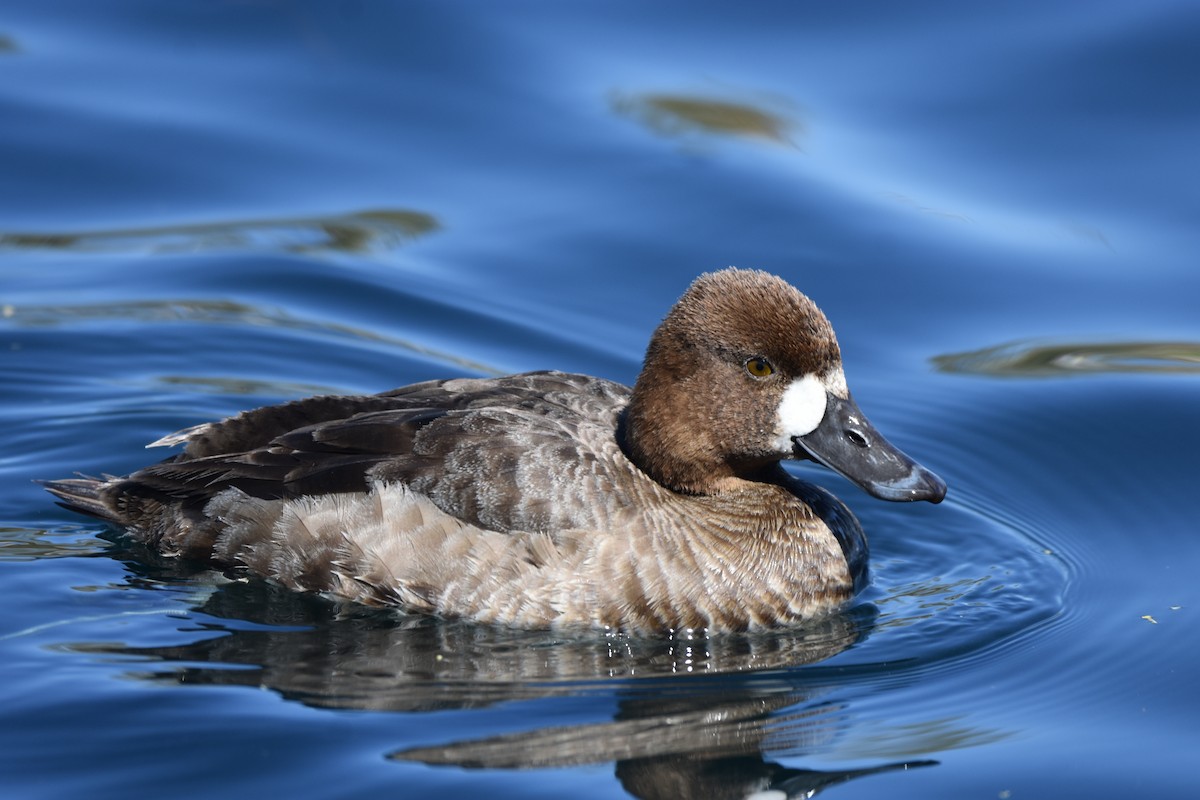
[{"left": 48, "top": 371, "right": 642, "bottom": 558}]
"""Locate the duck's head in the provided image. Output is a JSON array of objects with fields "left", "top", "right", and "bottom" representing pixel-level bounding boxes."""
[{"left": 625, "top": 267, "right": 946, "bottom": 502}]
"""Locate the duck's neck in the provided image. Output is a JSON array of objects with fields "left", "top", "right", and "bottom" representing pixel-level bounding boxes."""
[
  {"left": 622, "top": 381, "right": 762, "bottom": 497},
  {"left": 619, "top": 414, "right": 708, "bottom": 496}
]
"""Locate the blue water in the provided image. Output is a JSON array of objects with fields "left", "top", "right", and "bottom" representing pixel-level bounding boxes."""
[{"left": 3, "top": 1, "right": 1199, "bottom": 797}]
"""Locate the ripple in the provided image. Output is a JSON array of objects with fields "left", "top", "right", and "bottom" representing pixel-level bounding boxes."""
[
  {"left": 1, "top": 297, "right": 498, "bottom": 376},
  {"left": 934, "top": 339, "right": 1200, "bottom": 377},
  {"left": 0, "top": 526, "right": 106, "bottom": 562},
  {"left": 0, "top": 208, "right": 439, "bottom": 256},
  {"left": 826, "top": 497, "right": 1068, "bottom": 679}
]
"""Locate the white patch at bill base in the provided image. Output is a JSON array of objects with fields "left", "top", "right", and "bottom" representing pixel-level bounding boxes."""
[
  {"left": 773, "top": 373, "right": 828, "bottom": 450},
  {"left": 822, "top": 366, "right": 849, "bottom": 398}
]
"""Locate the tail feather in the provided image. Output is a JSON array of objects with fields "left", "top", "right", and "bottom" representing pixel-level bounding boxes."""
[{"left": 40, "top": 477, "right": 120, "bottom": 523}]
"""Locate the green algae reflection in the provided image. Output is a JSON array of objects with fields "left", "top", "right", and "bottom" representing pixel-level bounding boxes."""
[
  {"left": 612, "top": 91, "right": 799, "bottom": 145},
  {"left": 0, "top": 208, "right": 439, "bottom": 256},
  {"left": 934, "top": 340, "right": 1200, "bottom": 377}
]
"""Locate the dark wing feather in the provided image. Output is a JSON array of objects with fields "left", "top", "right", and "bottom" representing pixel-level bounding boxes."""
[
  {"left": 173, "top": 392, "right": 440, "bottom": 458},
  {"left": 130, "top": 406, "right": 452, "bottom": 501},
  {"left": 94, "top": 371, "right": 635, "bottom": 535}
]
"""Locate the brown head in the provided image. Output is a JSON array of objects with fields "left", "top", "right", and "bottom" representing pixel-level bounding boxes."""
[{"left": 623, "top": 268, "right": 946, "bottom": 502}]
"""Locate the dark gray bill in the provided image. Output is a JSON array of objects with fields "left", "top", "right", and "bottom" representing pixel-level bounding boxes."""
[{"left": 792, "top": 394, "right": 947, "bottom": 503}]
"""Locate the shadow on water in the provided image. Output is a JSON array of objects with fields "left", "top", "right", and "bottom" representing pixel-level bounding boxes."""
[
  {"left": 55, "top": 540, "right": 936, "bottom": 800},
  {"left": 0, "top": 208, "right": 439, "bottom": 255}
]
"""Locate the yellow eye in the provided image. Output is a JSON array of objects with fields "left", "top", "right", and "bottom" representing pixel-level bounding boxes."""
[{"left": 745, "top": 357, "right": 775, "bottom": 379}]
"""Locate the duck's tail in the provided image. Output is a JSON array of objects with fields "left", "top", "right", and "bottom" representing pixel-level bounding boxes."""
[{"left": 40, "top": 476, "right": 121, "bottom": 524}]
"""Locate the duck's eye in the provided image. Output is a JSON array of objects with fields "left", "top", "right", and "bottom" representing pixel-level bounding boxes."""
[{"left": 744, "top": 357, "right": 776, "bottom": 379}]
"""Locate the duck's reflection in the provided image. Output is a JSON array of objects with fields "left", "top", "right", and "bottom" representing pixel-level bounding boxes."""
[
  {"left": 73, "top": 562, "right": 935, "bottom": 799},
  {"left": 392, "top": 681, "right": 934, "bottom": 800}
]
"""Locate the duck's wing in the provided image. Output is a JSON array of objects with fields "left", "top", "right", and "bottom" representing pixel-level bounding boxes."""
[
  {"left": 129, "top": 405, "right": 453, "bottom": 500},
  {"left": 84, "top": 371, "right": 634, "bottom": 534},
  {"left": 153, "top": 379, "right": 454, "bottom": 458}
]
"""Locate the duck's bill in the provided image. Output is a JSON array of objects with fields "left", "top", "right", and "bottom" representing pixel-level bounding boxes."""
[{"left": 792, "top": 394, "right": 947, "bottom": 503}]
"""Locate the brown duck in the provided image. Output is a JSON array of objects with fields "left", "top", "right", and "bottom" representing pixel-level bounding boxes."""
[{"left": 46, "top": 268, "right": 945, "bottom": 633}]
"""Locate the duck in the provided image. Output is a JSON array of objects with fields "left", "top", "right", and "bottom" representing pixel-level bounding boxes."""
[{"left": 45, "top": 268, "right": 945, "bottom": 633}]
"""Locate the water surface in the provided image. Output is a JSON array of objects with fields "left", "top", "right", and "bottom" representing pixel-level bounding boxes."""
[{"left": 3, "top": 2, "right": 1198, "bottom": 798}]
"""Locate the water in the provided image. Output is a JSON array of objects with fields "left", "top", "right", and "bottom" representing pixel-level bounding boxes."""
[{"left": 2, "top": 1, "right": 1198, "bottom": 797}]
